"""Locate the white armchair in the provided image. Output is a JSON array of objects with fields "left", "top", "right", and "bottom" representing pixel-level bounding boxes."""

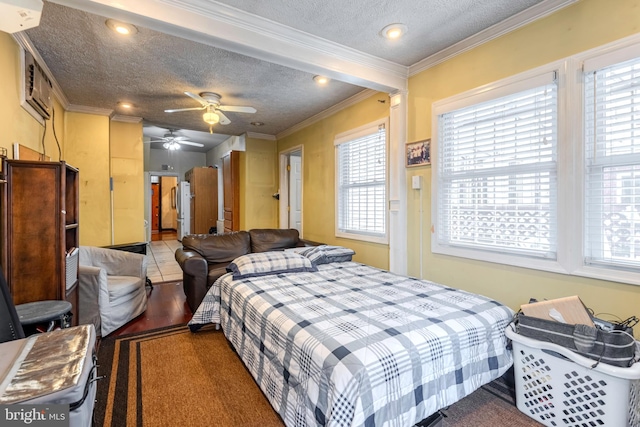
[{"left": 78, "top": 246, "right": 148, "bottom": 336}]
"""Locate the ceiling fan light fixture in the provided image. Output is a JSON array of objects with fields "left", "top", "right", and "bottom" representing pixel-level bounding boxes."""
[
  {"left": 203, "top": 110, "right": 220, "bottom": 125},
  {"left": 380, "top": 23, "right": 407, "bottom": 40},
  {"left": 106, "top": 19, "right": 138, "bottom": 36},
  {"left": 163, "top": 141, "right": 180, "bottom": 150}
]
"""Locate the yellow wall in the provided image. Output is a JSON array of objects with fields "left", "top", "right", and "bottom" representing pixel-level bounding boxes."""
[
  {"left": 239, "top": 137, "right": 279, "bottom": 230},
  {"left": 64, "top": 112, "right": 111, "bottom": 246},
  {"left": 407, "top": 0, "right": 640, "bottom": 331},
  {"left": 278, "top": 93, "right": 390, "bottom": 269},
  {"left": 65, "top": 117, "right": 145, "bottom": 246},
  {"left": 0, "top": 33, "right": 64, "bottom": 160},
  {"left": 110, "top": 120, "right": 145, "bottom": 244}
]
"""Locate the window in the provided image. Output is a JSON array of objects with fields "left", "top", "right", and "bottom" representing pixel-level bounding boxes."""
[
  {"left": 434, "top": 72, "right": 558, "bottom": 260},
  {"left": 431, "top": 37, "right": 640, "bottom": 285},
  {"left": 335, "top": 120, "right": 387, "bottom": 243},
  {"left": 584, "top": 55, "right": 640, "bottom": 270}
]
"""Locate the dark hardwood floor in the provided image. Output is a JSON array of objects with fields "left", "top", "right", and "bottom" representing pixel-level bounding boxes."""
[
  {"left": 109, "top": 281, "right": 192, "bottom": 337},
  {"left": 151, "top": 230, "right": 177, "bottom": 241}
]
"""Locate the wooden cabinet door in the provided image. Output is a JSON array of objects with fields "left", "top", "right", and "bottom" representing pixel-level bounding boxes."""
[
  {"left": 2, "top": 161, "right": 64, "bottom": 304},
  {"left": 223, "top": 152, "right": 240, "bottom": 232},
  {"left": 185, "top": 167, "right": 218, "bottom": 234}
]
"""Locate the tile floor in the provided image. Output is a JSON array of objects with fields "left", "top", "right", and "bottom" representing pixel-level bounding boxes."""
[{"left": 147, "top": 240, "right": 183, "bottom": 284}]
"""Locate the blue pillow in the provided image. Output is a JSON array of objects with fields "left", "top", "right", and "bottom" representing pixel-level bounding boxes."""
[{"left": 301, "top": 245, "right": 355, "bottom": 265}]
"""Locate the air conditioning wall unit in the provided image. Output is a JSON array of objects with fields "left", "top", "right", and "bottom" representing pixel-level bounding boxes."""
[
  {"left": 24, "top": 50, "right": 52, "bottom": 120},
  {"left": 0, "top": 0, "right": 43, "bottom": 33}
]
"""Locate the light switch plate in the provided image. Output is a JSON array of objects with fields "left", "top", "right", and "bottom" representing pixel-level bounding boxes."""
[{"left": 412, "top": 175, "right": 422, "bottom": 189}]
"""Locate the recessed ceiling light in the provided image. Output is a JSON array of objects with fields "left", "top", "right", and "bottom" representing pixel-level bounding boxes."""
[
  {"left": 106, "top": 19, "right": 138, "bottom": 36},
  {"left": 118, "top": 101, "right": 134, "bottom": 109},
  {"left": 313, "top": 75, "right": 330, "bottom": 85},
  {"left": 380, "top": 23, "right": 407, "bottom": 40},
  {"left": 250, "top": 122, "right": 265, "bottom": 127}
]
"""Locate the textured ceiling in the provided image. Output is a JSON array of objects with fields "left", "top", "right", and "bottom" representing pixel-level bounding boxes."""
[
  {"left": 214, "top": 0, "right": 543, "bottom": 66},
  {"left": 22, "top": 0, "right": 550, "bottom": 152}
]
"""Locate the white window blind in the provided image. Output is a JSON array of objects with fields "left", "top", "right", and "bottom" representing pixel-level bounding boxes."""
[
  {"left": 584, "top": 55, "right": 640, "bottom": 271},
  {"left": 335, "top": 122, "right": 387, "bottom": 241},
  {"left": 437, "top": 78, "right": 558, "bottom": 258}
]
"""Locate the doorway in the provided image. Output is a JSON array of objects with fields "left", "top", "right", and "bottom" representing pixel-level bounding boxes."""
[
  {"left": 279, "top": 147, "right": 303, "bottom": 234},
  {"left": 146, "top": 172, "right": 179, "bottom": 241}
]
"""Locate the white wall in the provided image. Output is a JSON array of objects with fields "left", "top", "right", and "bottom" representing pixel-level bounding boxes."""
[
  {"left": 146, "top": 148, "right": 206, "bottom": 180},
  {"left": 206, "top": 135, "right": 245, "bottom": 167}
]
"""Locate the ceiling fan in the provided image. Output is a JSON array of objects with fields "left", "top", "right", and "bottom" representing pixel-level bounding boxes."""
[
  {"left": 165, "top": 92, "right": 257, "bottom": 130},
  {"left": 148, "top": 130, "right": 204, "bottom": 150}
]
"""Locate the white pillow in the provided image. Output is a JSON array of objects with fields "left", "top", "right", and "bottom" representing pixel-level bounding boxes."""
[{"left": 228, "top": 251, "right": 317, "bottom": 279}]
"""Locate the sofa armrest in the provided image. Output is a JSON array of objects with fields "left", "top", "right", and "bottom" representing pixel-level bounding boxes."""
[
  {"left": 298, "top": 238, "right": 324, "bottom": 247},
  {"left": 175, "top": 248, "right": 207, "bottom": 276},
  {"left": 175, "top": 248, "right": 209, "bottom": 312}
]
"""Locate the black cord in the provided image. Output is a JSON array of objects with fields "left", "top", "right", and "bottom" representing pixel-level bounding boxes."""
[
  {"left": 41, "top": 116, "right": 47, "bottom": 160},
  {"left": 52, "top": 106, "right": 62, "bottom": 160}
]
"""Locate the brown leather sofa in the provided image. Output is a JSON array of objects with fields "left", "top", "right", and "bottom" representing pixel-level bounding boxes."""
[{"left": 175, "top": 229, "right": 318, "bottom": 311}]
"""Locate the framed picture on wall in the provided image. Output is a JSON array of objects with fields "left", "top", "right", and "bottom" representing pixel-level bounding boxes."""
[{"left": 406, "top": 139, "right": 430, "bottom": 167}]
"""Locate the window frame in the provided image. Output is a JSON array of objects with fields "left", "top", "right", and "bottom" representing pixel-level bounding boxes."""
[
  {"left": 432, "top": 61, "right": 569, "bottom": 275},
  {"left": 572, "top": 38, "right": 640, "bottom": 285},
  {"left": 334, "top": 118, "right": 389, "bottom": 244}
]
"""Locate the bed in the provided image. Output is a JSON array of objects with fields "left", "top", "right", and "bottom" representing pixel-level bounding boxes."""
[{"left": 189, "top": 247, "right": 514, "bottom": 426}]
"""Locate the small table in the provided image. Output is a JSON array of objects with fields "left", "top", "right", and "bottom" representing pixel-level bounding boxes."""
[{"left": 15, "top": 300, "right": 72, "bottom": 332}]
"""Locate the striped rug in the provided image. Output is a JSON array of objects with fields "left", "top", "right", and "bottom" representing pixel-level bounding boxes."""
[{"left": 94, "top": 324, "right": 541, "bottom": 426}]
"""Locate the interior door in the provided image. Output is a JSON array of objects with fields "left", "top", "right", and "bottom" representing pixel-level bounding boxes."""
[
  {"left": 151, "top": 183, "right": 160, "bottom": 232},
  {"left": 289, "top": 154, "right": 302, "bottom": 232}
]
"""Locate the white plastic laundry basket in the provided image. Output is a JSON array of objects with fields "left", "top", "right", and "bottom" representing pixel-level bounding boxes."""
[{"left": 506, "top": 327, "right": 640, "bottom": 427}]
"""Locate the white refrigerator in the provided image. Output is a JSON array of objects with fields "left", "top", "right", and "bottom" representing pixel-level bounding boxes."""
[{"left": 176, "top": 181, "right": 191, "bottom": 241}]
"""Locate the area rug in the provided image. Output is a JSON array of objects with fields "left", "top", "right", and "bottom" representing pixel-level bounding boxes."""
[{"left": 95, "top": 325, "right": 541, "bottom": 426}]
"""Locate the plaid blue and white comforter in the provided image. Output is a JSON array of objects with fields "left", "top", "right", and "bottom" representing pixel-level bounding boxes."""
[{"left": 190, "top": 261, "right": 514, "bottom": 426}]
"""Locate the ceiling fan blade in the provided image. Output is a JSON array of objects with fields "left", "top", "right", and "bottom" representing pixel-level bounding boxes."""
[
  {"left": 164, "top": 106, "right": 206, "bottom": 113},
  {"left": 172, "top": 136, "right": 189, "bottom": 141},
  {"left": 216, "top": 110, "right": 231, "bottom": 125},
  {"left": 178, "top": 140, "right": 204, "bottom": 147},
  {"left": 218, "top": 105, "right": 256, "bottom": 113},
  {"left": 184, "top": 91, "right": 210, "bottom": 107}
]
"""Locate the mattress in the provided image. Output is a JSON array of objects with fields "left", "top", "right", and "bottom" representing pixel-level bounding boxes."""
[{"left": 190, "top": 261, "right": 514, "bottom": 426}]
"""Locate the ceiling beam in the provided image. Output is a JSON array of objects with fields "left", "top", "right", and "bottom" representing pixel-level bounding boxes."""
[{"left": 49, "top": 0, "right": 407, "bottom": 92}]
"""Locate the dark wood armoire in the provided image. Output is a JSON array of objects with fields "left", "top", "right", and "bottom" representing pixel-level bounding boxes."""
[
  {"left": 223, "top": 151, "right": 240, "bottom": 232},
  {"left": 0, "top": 159, "right": 79, "bottom": 325}
]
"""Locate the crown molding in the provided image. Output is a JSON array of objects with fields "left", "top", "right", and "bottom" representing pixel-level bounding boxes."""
[
  {"left": 277, "top": 89, "right": 378, "bottom": 140},
  {"left": 112, "top": 115, "right": 143, "bottom": 123},
  {"left": 246, "top": 132, "right": 276, "bottom": 141},
  {"left": 408, "top": 0, "right": 578, "bottom": 76},
  {"left": 12, "top": 32, "right": 70, "bottom": 109},
  {"left": 66, "top": 104, "right": 113, "bottom": 116},
  {"left": 50, "top": 0, "right": 407, "bottom": 92}
]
